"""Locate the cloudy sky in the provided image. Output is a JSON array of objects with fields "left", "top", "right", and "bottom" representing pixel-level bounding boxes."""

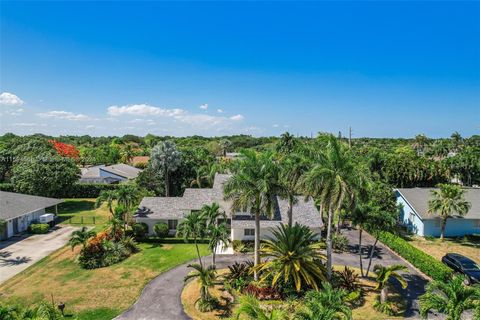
[{"left": 1, "top": 2, "right": 479, "bottom": 138}]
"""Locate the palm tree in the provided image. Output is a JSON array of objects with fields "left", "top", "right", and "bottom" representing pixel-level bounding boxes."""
[
  {"left": 420, "top": 275, "right": 480, "bottom": 320},
  {"left": 295, "top": 282, "right": 352, "bottom": 320},
  {"left": 276, "top": 131, "right": 297, "bottom": 154},
  {"left": 373, "top": 264, "right": 408, "bottom": 304},
  {"left": 121, "top": 143, "right": 135, "bottom": 164},
  {"left": 223, "top": 150, "right": 284, "bottom": 280},
  {"left": 450, "top": 131, "right": 463, "bottom": 152},
  {"left": 255, "top": 223, "right": 326, "bottom": 292},
  {"left": 151, "top": 140, "right": 182, "bottom": 196},
  {"left": 95, "top": 190, "right": 117, "bottom": 214},
  {"left": 235, "top": 295, "right": 285, "bottom": 320},
  {"left": 184, "top": 263, "right": 217, "bottom": 303},
  {"left": 115, "top": 184, "right": 140, "bottom": 212},
  {"left": 428, "top": 184, "right": 471, "bottom": 241},
  {"left": 207, "top": 223, "right": 230, "bottom": 267},
  {"left": 300, "top": 135, "right": 364, "bottom": 279},
  {"left": 349, "top": 204, "right": 369, "bottom": 277},
  {"left": 177, "top": 211, "right": 207, "bottom": 267},
  {"left": 219, "top": 139, "right": 232, "bottom": 157},
  {"left": 68, "top": 227, "right": 96, "bottom": 251},
  {"left": 200, "top": 202, "right": 226, "bottom": 227},
  {"left": 190, "top": 166, "right": 208, "bottom": 188}
]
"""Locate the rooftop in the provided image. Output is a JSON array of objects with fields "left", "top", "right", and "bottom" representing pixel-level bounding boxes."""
[{"left": 0, "top": 191, "right": 63, "bottom": 221}]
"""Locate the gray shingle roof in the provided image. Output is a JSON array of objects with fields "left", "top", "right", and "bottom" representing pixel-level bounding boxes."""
[
  {"left": 397, "top": 188, "right": 480, "bottom": 219},
  {"left": 80, "top": 164, "right": 142, "bottom": 180},
  {"left": 0, "top": 191, "right": 63, "bottom": 221}
]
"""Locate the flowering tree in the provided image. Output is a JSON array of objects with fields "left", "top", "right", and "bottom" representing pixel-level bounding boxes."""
[{"left": 49, "top": 140, "right": 80, "bottom": 159}]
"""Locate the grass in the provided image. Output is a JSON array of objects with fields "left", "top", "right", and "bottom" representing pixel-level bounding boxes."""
[
  {"left": 56, "top": 198, "right": 111, "bottom": 231},
  {"left": 407, "top": 235, "right": 480, "bottom": 264}
]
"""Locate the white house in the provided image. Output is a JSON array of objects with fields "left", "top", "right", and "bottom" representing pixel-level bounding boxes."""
[
  {"left": 396, "top": 188, "right": 480, "bottom": 237},
  {"left": 0, "top": 191, "right": 63, "bottom": 240},
  {"left": 79, "top": 164, "right": 142, "bottom": 184},
  {"left": 135, "top": 174, "right": 323, "bottom": 241}
]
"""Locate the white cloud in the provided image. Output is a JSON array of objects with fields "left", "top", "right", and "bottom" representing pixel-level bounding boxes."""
[
  {"left": 107, "top": 104, "right": 185, "bottom": 117},
  {"left": 229, "top": 114, "right": 244, "bottom": 121},
  {"left": 0, "top": 92, "right": 25, "bottom": 107},
  {"left": 217, "top": 109, "right": 224, "bottom": 113},
  {"left": 85, "top": 125, "right": 95, "bottom": 129},
  {"left": 273, "top": 124, "right": 279, "bottom": 128},
  {"left": 199, "top": 104, "right": 208, "bottom": 110},
  {"left": 37, "top": 110, "right": 91, "bottom": 121},
  {"left": 12, "top": 122, "right": 47, "bottom": 127}
]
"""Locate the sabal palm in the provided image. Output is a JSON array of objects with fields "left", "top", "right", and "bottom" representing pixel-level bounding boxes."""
[
  {"left": 428, "top": 184, "right": 471, "bottom": 241},
  {"left": 184, "top": 263, "right": 217, "bottom": 302},
  {"left": 177, "top": 211, "right": 207, "bottom": 267},
  {"left": 295, "top": 282, "right": 352, "bottom": 320},
  {"left": 300, "top": 135, "right": 364, "bottom": 279},
  {"left": 95, "top": 190, "right": 117, "bottom": 214},
  {"left": 68, "top": 227, "right": 96, "bottom": 251},
  {"left": 420, "top": 275, "right": 480, "bottom": 320},
  {"left": 235, "top": 295, "right": 285, "bottom": 320},
  {"left": 224, "top": 150, "right": 284, "bottom": 280},
  {"left": 255, "top": 223, "right": 326, "bottom": 292},
  {"left": 373, "top": 264, "right": 408, "bottom": 304}
]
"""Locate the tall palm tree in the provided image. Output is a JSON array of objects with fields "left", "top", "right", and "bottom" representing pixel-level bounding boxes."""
[
  {"left": 115, "top": 184, "right": 140, "bottom": 212},
  {"left": 219, "top": 139, "right": 232, "bottom": 157},
  {"left": 373, "top": 264, "right": 408, "bottom": 304},
  {"left": 255, "top": 223, "right": 326, "bottom": 292},
  {"left": 208, "top": 222, "right": 230, "bottom": 267},
  {"left": 68, "top": 227, "right": 96, "bottom": 251},
  {"left": 428, "top": 184, "right": 471, "bottom": 241},
  {"left": 276, "top": 131, "right": 297, "bottom": 154},
  {"left": 295, "top": 282, "right": 352, "bottom": 320},
  {"left": 349, "top": 204, "right": 369, "bottom": 277},
  {"left": 95, "top": 190, "right": 117, "bottom": 214},
  {"left": 420, "top": 275, "right": 480, "bottom": 320},
  {"left": 200, "top": 202, "right": 226, "bottom": 227},
  {"left": 300, "top": 135, "right": 364, "bottom": 279},
  {"left": 151, "top": 140, "right": 182, "bottom": 196},
  {"left": 223, "top": 150, "right": 284, "bottom": 280},
  {"left": 177, "top": 211, "right": 207, "bottom": 267},
  {"left": 184, "top": 263, "right": 217, "bottom": 302},
  {"left": 450, "top": 131, "right": 463, "bottom": 152},
  {"left": 235, "top": 295, "right": 285, "bottom": 320}
]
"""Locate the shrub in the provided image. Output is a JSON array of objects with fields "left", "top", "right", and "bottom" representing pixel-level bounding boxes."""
[
  {"left": 153, "top": 222, "right": 169, "bottom": 239},
  {"left": 224, "top": 261, "right": 254, "bottom": 290},
  {"left": 0, "top": 183, "right": 14, "bottom": 192},
  {"left": 379, "top": 231, "right": 453, "bottom": 281},
  {"left": 60, "top": 183, "right": 119, "bottom": 198},
  {"left": 28, "top": 223, "right": 50, "bottom": 234},
  {"left": 132, "top": 222, "right": 149, "bottom": 240},
  {"left": 197, "top": 296, "right": 219, "bottom": 312},
  {"left": 332, "top": 233, "right": 349, "bottom": 252},
  {"left": 232, "top": 240, "right": 254, "bottom": 253},
  {"left": 335, "top": 266, "right": 360, "bottom": 292},
  {"left": 243, "top": 284, "right": 281, "bottom": 300}
]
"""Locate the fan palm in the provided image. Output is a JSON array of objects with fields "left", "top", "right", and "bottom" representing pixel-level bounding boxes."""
[
  {"left": 255, "top": 223, "right": 326, "bottom": 292},
  {"left": 184, "top": 263, "right": 217, "bottom": 302},
  {"left": 95, "top": 190, "right": 117, "bottom": 214},
  {"left": 177, "top": 211, "right": 207, "bottom": 267},
  {"left": 428, "top": 184, "right": 471, "bottom": 241},
  {"left": 420, "top": 275, "right": 480, "bottom": 320},
  {"left": 68, "top": 227, "right": 96, "bottom": 251},
  {"left": 235, "top": 295, "right": 285, "bottom": 320},
  {"left": 223, "top": 150, "right": 284, "bottom": 280},
  {"left": 294, "top": 282, "right": 352, "bottom": 320},
  {"left": 373, "top": 264, "right": 408, "bottom": 304},
  {"left": 151, "top": 140, "right": 182, "bottom": 196}
]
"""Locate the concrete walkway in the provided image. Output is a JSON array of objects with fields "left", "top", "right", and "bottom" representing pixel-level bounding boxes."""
[{"left": 0, "top": 225, "right": 79, "bottom": 284}]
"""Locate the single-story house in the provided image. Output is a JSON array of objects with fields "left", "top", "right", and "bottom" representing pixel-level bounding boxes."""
[
  {"left": 0, "top": 191, "right": 63, "bottom": 240},
  {"left": 79, "top": 164, "right": 142, "bottom": 184},
  {"left": 396, "top": 188, "right": 480, "bottom": 237},
  {"left": 135, "top": 173, "right": 323, "bottom": 241}
]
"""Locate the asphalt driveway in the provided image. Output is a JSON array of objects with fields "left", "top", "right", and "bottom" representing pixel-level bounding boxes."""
[{"left": 0, "top": 225, "right": 79, "bottom": 284}]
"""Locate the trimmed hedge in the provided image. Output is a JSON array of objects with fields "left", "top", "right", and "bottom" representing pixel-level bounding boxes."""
[
  {"left": 61, "top": 183, "right": 119, "bottom": 198},
  {"left": 28, "top": 223, "right": 50, "bottom": 234},
  {"left": 379, "top": 231, "right": 453, "bottom": 281},
  {"left": 0, "top": 183, "right": 14, "bottom": 192}
]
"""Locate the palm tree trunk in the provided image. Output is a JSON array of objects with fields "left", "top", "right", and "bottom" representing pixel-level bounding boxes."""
[
  {"left": 288, "top": 198, "right": 293, "bottom": 227},
  {"left": 365, "top": 236, "right": 379, "bottom": 277},
  {"left": 254, "top": 212, "right": 260, "bottom": 281},
  {"left": 380, "top": 286, "right": 388, "bottom": 304},
  {"left": 359, "top": 228, "right": 364, "bottom": 277},
  {"left": 212, "top": 250, "right": 216, "bottom": 267},
  {"left": 326, "top": 207, "right": 334, "bottom": 280},
  {"left": 440, "top": 218, "right": 446, "bottom": 242},
  {"left": 165, "top": 167, "right": 170, "bottom": 197},
  {"left": 194, "top": 237, "right": 203, "bottom": 268}
]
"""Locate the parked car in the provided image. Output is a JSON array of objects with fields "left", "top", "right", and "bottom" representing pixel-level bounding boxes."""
[{"left": 441, "top": 253, "right": 480, "bottom": 285}]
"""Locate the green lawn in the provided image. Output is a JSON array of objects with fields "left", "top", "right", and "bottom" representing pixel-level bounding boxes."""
[{"left": 56, "top": 198, "right": 112, "bottom": 232}]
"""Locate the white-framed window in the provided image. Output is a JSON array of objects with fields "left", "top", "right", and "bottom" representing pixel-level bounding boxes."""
[
  {"left": 168, "top": 220, "right": 178, "bottom": 230},
  {"left": 244, "top": 228, "right": 255, "bottom": 236}
]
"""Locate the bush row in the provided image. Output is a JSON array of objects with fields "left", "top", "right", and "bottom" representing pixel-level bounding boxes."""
[
  {"left": 28, "top": 223, "right": 50, "bottom": 234},
  {"left": 60, "top": 183, "right": 120, "bottom": 198},
  {"left": 379, "top": 231, "right": 453, "bottom": 281},
  {"left": 0, "top": 183, "right": 14, "bottom": 192}
]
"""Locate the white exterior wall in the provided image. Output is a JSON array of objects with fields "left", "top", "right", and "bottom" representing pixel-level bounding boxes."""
[
  {"left": 231, "top": 226, "right": 322, "bottom": 241},
  {"left": 136, "top": 217, "right": 182, "bottom": 236},
  {"left": 396, "top": 192, "right": 425, "bottom": 236},
  {"left": 3, "top": 208, "right": 45, "bottom": 239}
]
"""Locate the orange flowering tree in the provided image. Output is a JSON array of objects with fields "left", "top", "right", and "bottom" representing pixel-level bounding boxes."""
[{"left": 49, "top": 140, "right": 80, "bottom": 159}]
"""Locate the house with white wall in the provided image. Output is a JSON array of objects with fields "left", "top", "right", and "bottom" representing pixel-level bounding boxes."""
[
  {"left": 79, "top": 164, "right": 142, "bottom": 184},
  {"left": 0, "top": 191, "right": 63, "bottom": 240},
  {"left": 396, "top": 188, "right": 480, "bottom": 237},
  {"left": 135, "top": 174, "right": 323, "bottom": 241}
]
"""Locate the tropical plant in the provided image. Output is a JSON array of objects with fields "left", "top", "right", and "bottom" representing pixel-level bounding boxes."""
[
  {"left": 184, "top": 263, "right": 218, "bottom": 311},
  {"left": 115, "top": 184, "right": 141, "bottom": 212},
  {"left": 153, "top": 222, "right": 169, "bottom": 239},
  {"left": 294, "top": 282, "right": 352, "bottom": 320},
  {"left": 200, "top": 202, "right": 226, "bottom": 227},
  {"left": 428, "top": 184, "right": 471, "bottom": 241},
  {"left": 276, "top": 131, "right": 297, "bottom": 154},
  {"left": 373, "top": 264, "right": 408, "bottom": 304},
  {"left": 150, "top": 140, "right": 182, "bottom": 196},
  {"left": 235, "top": 295, "right": 285, "bottom": 320},
  {"left": 336, "top": 266, "right": 360, "bottom": 292},
  {"left": 220, "top": 139, "right": 232, "bottom": 157},
  {"left": 223, "top": 150, "right": 284, "bottom": 280},
  {"left": 95, "top": 189, "right": 117, "bottom": 214},
  {"left": 254, "top": 223, "right": 326, "bottom": 292},
  {"left": 208, "top": 222, "right": 230, "bottom": 266},
  {"left": 177, "top": 211, "right": 207, "bottom": 267},
  {"left": 68, "top": 226, "right": 96, "bottom": 251},
  {"left": 419, "top": 275, "right": 480, "bottom": 320},
  {"left": 224, "top": 260, "right": 254, "bottom": 289}
]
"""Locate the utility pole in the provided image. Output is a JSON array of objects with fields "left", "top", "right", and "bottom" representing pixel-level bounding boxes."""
[{"left": 348, "top": 126, "right": 352, "bottom": 148}]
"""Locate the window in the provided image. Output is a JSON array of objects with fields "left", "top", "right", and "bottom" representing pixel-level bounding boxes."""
[
  {"left": 408, "top": 213, "right": 415, "bottom": 223},
  {"left": 168, "top": 220, "right": 178, "bottom": 230},
  {"left": 244, "top": 229, "right": 255, "bottom": 236}
]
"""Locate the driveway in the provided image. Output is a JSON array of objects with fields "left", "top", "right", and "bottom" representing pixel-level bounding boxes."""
[{"left": 0, "top": 225, "right": 79, "bottom": 284}]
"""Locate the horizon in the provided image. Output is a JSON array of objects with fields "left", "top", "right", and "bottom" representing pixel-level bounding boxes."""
[{"left": 1, "top": 1, "right": 479, "bottom": 138}]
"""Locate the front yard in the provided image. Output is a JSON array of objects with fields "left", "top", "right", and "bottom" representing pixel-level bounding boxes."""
[{"left": 408, "top": 236, "right": 480, "bottom": 264}]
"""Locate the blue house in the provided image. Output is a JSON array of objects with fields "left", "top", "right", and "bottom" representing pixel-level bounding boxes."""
[{"left": 396, "top": 188, "right": 480, "bottom": 237}]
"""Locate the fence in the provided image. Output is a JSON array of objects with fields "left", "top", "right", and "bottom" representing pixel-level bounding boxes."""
[{"left": 65, "top": 216, "right": 97, "bottom": 225}]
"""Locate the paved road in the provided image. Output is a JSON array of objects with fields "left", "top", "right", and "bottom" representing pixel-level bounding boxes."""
[{"left": 0, "top": 225, "right": 79, "bottom": 284}]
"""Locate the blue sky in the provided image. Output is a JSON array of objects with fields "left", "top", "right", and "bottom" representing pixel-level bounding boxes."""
[{"left": 0, "top": 1, "right": 479, "bottom": 138}]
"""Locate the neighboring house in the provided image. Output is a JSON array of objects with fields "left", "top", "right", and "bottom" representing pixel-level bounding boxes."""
[
  {"left": 0, "top": 191, "right": 63, "bottom": 240},
  {"left": 396, "top": 188, "right": 480, "bottom": 237},
  {"left": 135, "top": 173, "right": 323, "bottom": 241},
  {"left": 79, "top": 164, "right": 142, "bottom": 184}
]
